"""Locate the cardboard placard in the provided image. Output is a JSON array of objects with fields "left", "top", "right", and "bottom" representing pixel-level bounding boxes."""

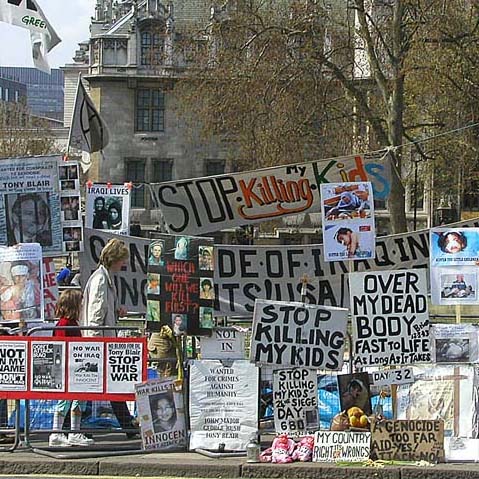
[{"left": 370, "top": 420, "right": 444, "bottom": 463}]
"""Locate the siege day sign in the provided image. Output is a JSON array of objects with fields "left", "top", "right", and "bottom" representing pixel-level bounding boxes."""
[
  {"left": 151, "top": 154, "right": 390, "bottom": 235},
  {"left": 349, "top": 269, "right": 431, "bottom": 367},
  {"left": 251, "top": 300, "right": 348, "bottom": 369}
]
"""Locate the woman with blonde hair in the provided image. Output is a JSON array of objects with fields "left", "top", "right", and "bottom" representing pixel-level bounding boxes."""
[{"left": 81, "top": 238, "right": 139, "bottom": 439}]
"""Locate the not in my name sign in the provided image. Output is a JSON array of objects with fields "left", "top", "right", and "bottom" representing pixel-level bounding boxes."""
[
  {"left": 251, "top": 300, "right": 348, "bottom": 369},
  {"left": 349, "top": 269, "right": 431, "bottom": 367}
]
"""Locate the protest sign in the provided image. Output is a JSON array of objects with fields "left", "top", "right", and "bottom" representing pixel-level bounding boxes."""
[
  {"left": 370, "top": 420, "right": 444, "bottom": 463},
  {"left": 349, "top": 269, "right": 430, "bottom": 367},
  {"left": 313, "top": 431, "right": 371, "bottom": 462},
  {"left": 429, "top": 228, "right": 479, "bottom": 305},
  {"left": 320, "top": 182, "right": 375, "bottom": 261},
  {"left": 30, "top": 341, "right": 65, "bottom": 392},
  {"left": 396, "top": 365, "right": 475, "bottom": 438},
  {"left": 42, "top": 257, "right": 58, "bottom": 320},
  {"left": 0, "top": 243, "right": 43, "bottom": 322},
  {"left": 68, "top": 341, "right": 103, "bottom": 393},
  {"left": 80, "top": 228, "right": 150, "bottom": 313},
  {"left": 200, "top": 328, "right": 246, "bottom": 360},
  {"left": 85, "top": 183, "right": 131, "bottom": 235},
  {"left": 106, "top": 341, "right": 143, "bottom": 393},
  {"left": 151, "top": 153, "right": 390, "bottom": 235},
  {"left": 273, "top": 368, "right": 318, "bottom": 436},
  {"left": 0, "top": 341, "right": 27, "bottom": 391},
  {"left": 430, "top": 324, "right": 478, "bottom": 363},
  {"left": 251, "top": 300, "right": 348, "bottom": 369},
  {"left": 189, "top": 360, "right": 258, "bottom": 451},
  {"left": 370, "top": 367, "right": 414, "bottom": 387},
  {"left": 146, "top": 234, "right": 214, "bottom": 335},
  {"left": 135, "top": 378, "right": 187, "bottom": 451}
]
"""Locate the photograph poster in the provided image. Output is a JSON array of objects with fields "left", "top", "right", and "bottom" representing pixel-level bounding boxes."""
[
  {"left": 320, "top": 182, "right": 375, "bottom": 262},
  {"left": 430, "top": 324, "right": 478, "bottom": 363},
  {"left": 68, "top": 341, "right": 104, "bottom": 393},
  {"left": 30, "top": 341, "right": 65, "bottom": 392},
  {"left": 146, "top": 234, "right": 214, "bottom": 335},
  {"left": 85, "top": 183, "right": 131, "bottom": 235},
  {"left": 0, "top": 243, "right": 43, "bottom": 322},
  {"left": 135, "top": 378, "right": 187, "bottom": 451}
]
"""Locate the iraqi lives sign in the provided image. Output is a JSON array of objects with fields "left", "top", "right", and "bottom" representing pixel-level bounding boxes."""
[
  {"left": 251, "top": 300, "right": 348, "bottom": 369},
  {"left": 189, "top": 360, "right": 258, "bottom": 451},
  {"left": 349, "top": 269, "right": 430, "bottom": 367},
  {"left": 273, "top": 368, "right": 318, "bottom": 436},
  {"left": 151, "top": 154, "right": 390, "bottom": 235}
]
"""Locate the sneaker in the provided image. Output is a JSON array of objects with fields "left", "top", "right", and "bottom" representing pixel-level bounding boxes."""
[
  {"left": 68, "top": 433, "right": 95, "bottom": 446},
  {"left": 49, "top": 433, "right": 71, "bottom": 447}
]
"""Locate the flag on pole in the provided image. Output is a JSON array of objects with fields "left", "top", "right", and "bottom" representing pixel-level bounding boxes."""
[
  {"left": 68, "top": 76, "right": 110, "bottom": 154},
  {"left": 0, "top": 0, "right": 61, "bottom": 74}
]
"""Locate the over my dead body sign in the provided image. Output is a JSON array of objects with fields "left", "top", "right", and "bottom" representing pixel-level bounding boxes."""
[
  {"left": 251, "top": 300, "right": 348, "bottom": 369},
  {"left": 349, "top": 269, "right": 431, "bottom": 367}
]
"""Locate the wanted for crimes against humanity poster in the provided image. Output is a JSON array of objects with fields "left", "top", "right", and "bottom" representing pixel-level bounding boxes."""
[
  {"left": 189, "top": 360, "right": 258, "bottom": 451},
  {"left": 349, "top": 269, "right": 431, "bottom": 368}
]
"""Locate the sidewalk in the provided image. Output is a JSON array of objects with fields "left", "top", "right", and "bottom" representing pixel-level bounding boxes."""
[{"left": 0, "top": 434, "right": 478, "bottom": 479}]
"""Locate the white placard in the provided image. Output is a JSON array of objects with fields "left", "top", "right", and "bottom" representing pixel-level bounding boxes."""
[
  {"left": 273, "top": 368, "right": 318, "bottom": 436},
  {"left": 189, "top": 360, "right": 258, "bottom": 451},
  {"left": 0, "top": 341, "right": 27, "bottom": 391},
  {"left": 200, "top": 328, "right": 245, "bottom": 360},
  {"left": 349, "top": 269, "right": 430, "bottom": 367},
  {"left": 106, "top": 342, "right": 143, "bottom": 394},
  {"left": 370, "top": 367, "right": 414, "bottom": 387},
  {"left": 68, "top": 341, "right": 104, "bottom": 393},
  {"left": 313, "top": 431, "right": 371, "bottom": 462},
  {"left": 251, "top": 300, "right": 348, "bottom": 369},
  {"left": 135, "top": 378, "right": 187, "bottom": 451}
]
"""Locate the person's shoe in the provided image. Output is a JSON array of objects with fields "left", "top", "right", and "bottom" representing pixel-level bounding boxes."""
[
  {"left": 49, "top": 433, "right": 71, "bottom": 447},
  {"left": 68, "top": 433, "right": 95, "bottom": 446}
]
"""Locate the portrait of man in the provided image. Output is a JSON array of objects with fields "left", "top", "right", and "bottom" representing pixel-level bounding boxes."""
[
  {"left": 149, "top": 391, "right": 177, "bottom": 434},
  {"left": 6, "top": 193, "right": 52, "bottom": 247}
]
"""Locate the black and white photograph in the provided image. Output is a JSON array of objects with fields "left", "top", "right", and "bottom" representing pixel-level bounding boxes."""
[
  {"left": 149, "top": 391, "right": 178, "bottom": 434},
  {"left": 435, "top": 339, "right": 470, "bottom": 363},
  {"left": 5, "top": 192, "right": 53, "bottom": 247}
]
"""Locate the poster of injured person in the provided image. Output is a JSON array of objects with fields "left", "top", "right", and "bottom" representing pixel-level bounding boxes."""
[
  {"left": 430, "top": 324, "right": 479, "bottom": 363},
  {"left": 396, "top": 364, "right": 475, "bottom": 438},
  {"left": 85, "top": 183, "right": 131, "bottom": 235},
  {"left": 320, "top": 182, "right": 375, "bottom": 262},
  {"left": 135, "top": 378, "right": 187, "bottom": 451},
  {"left": 349, "top": 269, "right": 430, "bottom": 368},
  {"left": 189, "top": 360, "right": 259, "bottom": 451},
  {"left": 0, "top": 243, "right": 43, "bottom": 322},
  {"left": 273, "top": 368, "right": 319, "bottom": 436}
]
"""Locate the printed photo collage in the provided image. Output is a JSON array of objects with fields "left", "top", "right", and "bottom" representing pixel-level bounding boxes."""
[
  {"left": 146, "top": 234, "right": 214, "bottom": 336},
  {"left": 58, "top": 162, "right": 83, "bottom": 253}
]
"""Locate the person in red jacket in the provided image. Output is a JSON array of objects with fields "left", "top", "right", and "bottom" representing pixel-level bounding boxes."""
[{"left": 49, "top": 290, "right": 94, "bottom": 447}]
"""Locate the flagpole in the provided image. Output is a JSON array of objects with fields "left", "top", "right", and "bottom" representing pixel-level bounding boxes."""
[{"left": 66, "top": 73, "right": 82, "bottom": 158}]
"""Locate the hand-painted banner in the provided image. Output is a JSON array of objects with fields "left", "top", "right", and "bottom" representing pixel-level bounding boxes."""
[
  {"left": 151, "top": 153, "right": 390, "bottom": 235},
  {"left": 349, "top": 269, "right": 430, "bottom": 367},
  {"left": 320, "top": 182, "right": 375, "bottom": 262},
  {"left": 251, "top": 300, "right": 348, "bottom": 369}
]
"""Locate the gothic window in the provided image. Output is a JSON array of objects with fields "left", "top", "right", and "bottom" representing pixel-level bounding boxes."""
[
  {"left": 140, "top": 31, "right": 164, "bottom": 66},
  {"left": 135, "top": 89, "right": 165, "bottom": 132}
]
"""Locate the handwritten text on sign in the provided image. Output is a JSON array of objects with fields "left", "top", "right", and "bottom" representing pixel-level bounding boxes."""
[
  {"left": 313, "top": 431, "right": 371, "bottom": 462},
  {"left": 370, "top": 420, "right": 444, "bottom": 463},
  {"left": 251, "top": 300, "right": 348, "bottom": 369},
  {"left": 349, "top": 270, "right": 430, "bottom": 367},
  {"left": 370, "top": 367, "right": 414, "bottom": 387}
]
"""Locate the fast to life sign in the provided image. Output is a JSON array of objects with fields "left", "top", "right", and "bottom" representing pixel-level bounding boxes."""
[{"left": 349, "top": 269, "right": 431, "bottom": 367}]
